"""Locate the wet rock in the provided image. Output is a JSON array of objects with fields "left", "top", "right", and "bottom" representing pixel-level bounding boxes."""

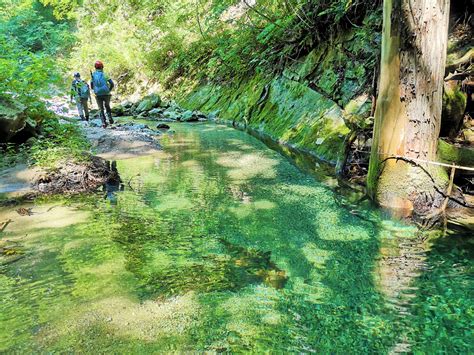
[
  {"left": 135, "top": 94, "right": 162, "bottom": 113},
  {"left": 179, "top": 110, "right": 199, "bottom": 122},
  {"left": 149, "top": 108, "right": 164, "bottom": 116},
  {"left": 111, "top": 105, "right": 125, "bottom": 117},
  {"left": 156, "top": 123, "right": 170, "bottom": 130},
  {"left": 0, "top": 98, "right": 28, "bottom": 143},
  {"left": 89, "top": 119, "right": 103, "bottom": 127},
  {"left": 115, "top": 122, "right": 153, "bottom": 131}
]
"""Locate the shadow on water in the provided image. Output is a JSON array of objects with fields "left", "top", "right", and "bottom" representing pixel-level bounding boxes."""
[
  {"left": 0, "top": 122, "right": 472, "bottom": 352},
  {"left": 404, "top": 233, "right": 474, "bottom": 352}
]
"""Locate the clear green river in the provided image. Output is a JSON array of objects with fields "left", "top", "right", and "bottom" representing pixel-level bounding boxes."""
[{"left": 0, "top": 122, "right": 473, "bottom": 353}]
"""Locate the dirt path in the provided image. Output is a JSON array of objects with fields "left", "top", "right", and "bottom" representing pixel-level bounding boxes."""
[
  {"left": 1, "top": 97, "right": 164, "bottom": 197},
  {"left": 79, "top": 119, "right": 162, "bottom": 160}
]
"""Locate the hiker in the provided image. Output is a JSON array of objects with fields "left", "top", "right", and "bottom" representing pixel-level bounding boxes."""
[
  {"left": 70, "top": 72, "right": 91, "bottom": 121},
  {"left": 91, "top": 60, "right": 115, "bottom": 128}
]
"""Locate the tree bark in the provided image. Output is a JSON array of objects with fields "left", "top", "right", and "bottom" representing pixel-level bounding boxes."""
[{"left": 367, "top": 0, "right": 451, "bottom": 217}]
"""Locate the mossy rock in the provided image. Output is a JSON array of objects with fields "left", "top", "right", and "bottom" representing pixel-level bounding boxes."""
[
  {"left": 441, "top": 81, "right": 467, "bottom": 138},
  {"left": 343, "top": 94, "right": 372, "bottom": 130},
  {"left": 438, "top": 139, "right": 474, "bottom": 167},
  {"left": 181, "top": 76, "right": 349, "bottom": 164},
  {"left": 135, "top": 94, "right": 162, "bottom": 113}
]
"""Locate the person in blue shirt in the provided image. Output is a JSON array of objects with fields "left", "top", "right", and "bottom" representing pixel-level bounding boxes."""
[{"left": 90, "top": 61, "right": 115, "bottom": 128}]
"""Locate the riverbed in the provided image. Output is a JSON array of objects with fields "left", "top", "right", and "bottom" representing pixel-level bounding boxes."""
[{"left": 0, "top": 122, "right": 472, "bottom": 352}]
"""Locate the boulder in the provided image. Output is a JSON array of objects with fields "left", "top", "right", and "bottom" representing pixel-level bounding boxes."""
[
  {"left": 135, "top": 94, "right": 162, "bottom": 113},
  {"left": 179, "top": 110, "right": 199, "bottom": 122},
  {"left": 343, "top": 94, "right": 372, "bottom": 130},
  {"left": 0, "top": 98, "right": 28, "bottom": 143},
  {"left": 149, "top": 108, "right": 164, "bottom": 116},
  {"left": 438, "top": 139, "right": 474, "bottom": 166},
  {"left": 461, "top": 128, "right": 474, "bottom": 144},
  {"left": 163, "top": 110, "right": 180, "bottom": 121},
  {"left": 120, "top": 100, "right": 133, "bottom": 109},
  {"left": 111, "top": 105, "right": 125, "bottom": 116}
]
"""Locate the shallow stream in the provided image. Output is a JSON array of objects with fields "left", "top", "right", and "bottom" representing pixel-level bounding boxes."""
[{"left": 0, "top": 123, "right": 472, "bottom": 352}]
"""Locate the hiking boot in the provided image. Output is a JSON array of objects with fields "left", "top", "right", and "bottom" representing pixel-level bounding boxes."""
[
  {"left": 109, "top": 117, "right": 114, "bottom": 125},
  {"left": 85, "top": 116, "right": 90, "bottom": 122},
  {"left": 80, "top": 115, "right": 85, "bottom": 121}
]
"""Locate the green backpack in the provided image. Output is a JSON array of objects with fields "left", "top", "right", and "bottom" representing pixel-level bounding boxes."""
[{"left": 77, "top": 81, "right": 90, "bottom": 99}]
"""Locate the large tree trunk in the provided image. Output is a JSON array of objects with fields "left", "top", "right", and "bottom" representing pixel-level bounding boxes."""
[{"left": 367, "top": 0, "right": 451, "bottom": 218}]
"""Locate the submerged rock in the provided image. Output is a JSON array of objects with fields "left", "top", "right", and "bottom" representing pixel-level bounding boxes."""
[{"left": 156, "top": 123, "right": 170, "bottom": 130}]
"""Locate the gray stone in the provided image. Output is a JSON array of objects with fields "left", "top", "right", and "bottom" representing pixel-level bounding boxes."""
[
  {"left": 135, "top": 94, "right": 162, "bottom": 113},
  {"left": 163, "top": 110, "right": 180, "bottom": 121},
  {"left": 179, "top": 110, "right": 198, "bottom": 122},
  {"left": 149, "top": 108, "right": 164, "bottom": 116}
]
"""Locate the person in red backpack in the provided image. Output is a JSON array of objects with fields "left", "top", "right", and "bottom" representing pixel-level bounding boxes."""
[{"left": 90, "top": 60, "right": 115, "bottom": 128}]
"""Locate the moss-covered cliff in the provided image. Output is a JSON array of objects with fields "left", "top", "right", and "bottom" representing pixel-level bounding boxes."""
[{"left": 179, "top": 20, "right": 379, "bottom": 164}]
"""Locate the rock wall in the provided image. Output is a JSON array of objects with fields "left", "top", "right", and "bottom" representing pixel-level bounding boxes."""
[
  {"left": 181, "top": 75, "right": 350, "bottom": 164},
  {"left": 178, "top": 22, "right": 379, "bottom": 165}
]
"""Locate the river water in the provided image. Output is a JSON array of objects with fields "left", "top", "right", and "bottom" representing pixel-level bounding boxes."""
[{"left": 0, "top": 122, "right": 472, "bottom": 352}]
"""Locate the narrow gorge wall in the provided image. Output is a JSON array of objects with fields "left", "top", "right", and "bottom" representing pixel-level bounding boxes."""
[{"left": 179, "top": 28, "right": 377, "bottom": 165}]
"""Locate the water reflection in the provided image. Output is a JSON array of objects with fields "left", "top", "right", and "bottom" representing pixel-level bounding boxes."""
[
  {"left": 0, "top": 122, "right": 472, "bottom": 353},
  {"left": 103, "top": 161, "right": 124, "bottom": 205}
]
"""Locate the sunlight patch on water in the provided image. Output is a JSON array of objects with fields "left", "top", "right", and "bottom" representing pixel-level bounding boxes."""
[
  {"left": 0, "top": 123, "right": 472, "bottom": 353},
  {"left": 40, "top": 293, "right": 200, "bottom": 345},
  {"left": 229, "top": 199, "right": 276, "bottom": 219},
  {"left": 153, "top": 193, "right": 194, "bottom": 211},
  {"left": 216, "top": 152, "right": 278, "bottom": 183}
]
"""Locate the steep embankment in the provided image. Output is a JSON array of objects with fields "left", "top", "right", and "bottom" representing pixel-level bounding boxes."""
[{"left": 179, "top": 26, "right": 377, "bottom": 165}]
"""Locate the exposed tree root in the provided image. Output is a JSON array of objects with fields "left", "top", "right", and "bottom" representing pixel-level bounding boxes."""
[{"left": 34, "top": 155, "right": 111, "bottom": 194}]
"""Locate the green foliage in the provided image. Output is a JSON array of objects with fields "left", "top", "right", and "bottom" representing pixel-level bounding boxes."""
[
  {"left": 44, "top": 0, "right": 380, "bottom": 97},
  {"left": 0, "top": 0, "right": 74, "bottom": 107},
  {"left": 0, "top": 114, "right": 90, "bottom": 169},
  {"left": 29, "top": 117, "right": 91, "bottom": 168},
  {"left": 0, "top": 142, "right": 29, "bottom": 169}
]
